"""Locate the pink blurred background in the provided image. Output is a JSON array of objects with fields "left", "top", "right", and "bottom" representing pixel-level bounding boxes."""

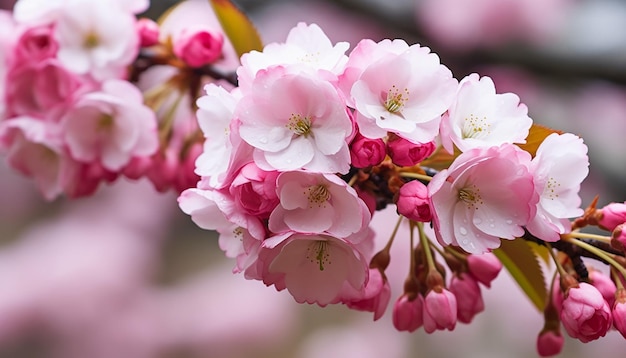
[{"left": 1, "top": 0, "right": 626, "bottom": 357}]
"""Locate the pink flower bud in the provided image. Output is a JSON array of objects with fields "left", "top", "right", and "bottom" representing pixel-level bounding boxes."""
[
  {"left": 449, "top": 274, "right": 484, "bottom": 323},
  {"left": 387, "top": 136, "right": 436, "bottom": 167},
  {"left": 613, "top": 289, "right": 626, "bottom": 339},
  {"left": 560, "top": 282, "right": 612, "bottom": 343},
  {"left": 392, "top": 294, "right": 424, "bottom": 332},
  {"left": 536, "top": 330, "right": 564, "bottom": 357},
  {"left": 396, "top": 180, "right": 431, "bottom": 222},
  {"left": 589, "top": 269, "right": 616, "bottom": 307},
  {"left": 466, "top": 252, "right": 502, "bottom": 287},
  {"left": 349, "top": 133, "right": 386, "bottom": 168},
  {"left": 122, "top": 155, "right": 153, "bottom": 180},
  {"left": 611, "top": 223, "right": 626, "bottom": 252},
  {"left": 136, "top": 18, "right": 160, "bottom": 47},
  {"left": 423, "top": 287, "right": 457, "bottom": 333},
  {"left": 173, "top": 26, "right": 224, "bottom": 68},
  {"left": 598, "top": 202, "right": 626, "bottom": 231}
]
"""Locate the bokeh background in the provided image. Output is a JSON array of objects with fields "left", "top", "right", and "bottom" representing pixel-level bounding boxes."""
[{"left": 1, "top": 0, "right": 626, "bottom": 357}]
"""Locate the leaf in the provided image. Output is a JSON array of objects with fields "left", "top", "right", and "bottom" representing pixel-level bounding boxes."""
[
  {"left": 517, "top": 123, "right": 563, "bottom": 157},
  {"left": 209, "top": 0, "right": 263, "bottom": 59},
  {"left": 420, "top": 146, "right": 460, "bottom": 171},
  {"left": 527, "top": 240, "right": 551, "bottom": 266},
  {"left": 493, "top": 238, "right": 547, "bottom": 311}
]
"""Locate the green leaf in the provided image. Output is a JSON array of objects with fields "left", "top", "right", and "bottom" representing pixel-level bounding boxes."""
[
  {"left": 493, "top": 239, "right": 547, "bottom": 311},
  {"left": 209, "top": 0, "right": 263, "bottom": 59}
]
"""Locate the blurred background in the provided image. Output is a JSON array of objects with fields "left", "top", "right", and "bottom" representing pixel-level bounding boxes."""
[{"left": 1, "top": 0, "right": 626, "bottom": 357}]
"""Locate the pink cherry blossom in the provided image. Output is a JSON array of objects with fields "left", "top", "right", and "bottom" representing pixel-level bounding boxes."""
[
  {"left": 229, "top": 162, "right": 279, "bottom": 219},
  {"left": 337, "top": 39, "right": 410, "bottom": 107},
  {"left": 12, "top": 24, "right": 58, "bottom": 62},
  {"left": 343, "top": 268, "right": 391, "bottom": 320},
  {"left": 238, "top": 22, "right": 349, "bottom": 90},
  {"left": 429, "top": 144, "right": 537, "bottom": 253},
  {"left": 0, "top": 116, "right": 70, "bottom": 200},
  {"left": 237, "top": 66, "right": 352, "bottom": 173},
  {"left": 526, "top": 133, "right": 589, "bottom": 241},
  {"left": 262, "top": 232, "right": 369, "bottom": 306},
  {"left": 449, "top": 273, "right": 484, "bottom": 323},
  {"left": 173, "top": 25, "right": 224, "bottom": 68},
  {"left": 560, "top": 282, "right": 612, "bottom": 343},
  {"left": 194, "top": 84, "right": 252, "bottom": 189},
  {"left": 614, "top": 289, "right": 626, "bottom": 338},
  {"left": 135, "top": 18, "right": 159, "bottom": 48},
  {"left": 440, "top": 73, "right": 533, "bottom": 153},
  {"left": 61, "top": 79, "right": 158, "bottom": 171},
  {"left": 269, "top": 171, "right": 370, "bottom": 238},
  {"left": 392, "top": 294, "right": 424, "bottom": 332},
  {"left": 396, "top": 180, "right": 432, "bottom": 222},
  {"left": 350, "top": 43, "right": 457, "bottom": 143},
  {"left": 53, "top": 0, "right": 139, "bottom": 79},
  {"left": 423, "top": 287, "right": 457, "bottom": 333}
]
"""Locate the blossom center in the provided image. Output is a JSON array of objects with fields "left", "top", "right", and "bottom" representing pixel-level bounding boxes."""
[
  {"left": 462, "top": 113, "right": 491, "bottom": 139},
  {"left": 286, "top": 113, "right": 312, "bottom": 136},
  {"left": 383, "top": 85, "right": 409, "bottom": 114},
  {"left": 544, "top": 176, "right": 561, "bottom": 200},
  {"left": 307, "top": 184, "right": 331, "bottom": 208},
  {"left": 306, "top": 240, "right": 330, "bottom": 271},
  {"left": 458, "top": 185, "right": 483, "bottom": 210},
  {"left": 83, "top": 31, "right": 100, "bottom": 49},
  {"left": 98, "top": 114, "right": 114, "bottom": 131}
]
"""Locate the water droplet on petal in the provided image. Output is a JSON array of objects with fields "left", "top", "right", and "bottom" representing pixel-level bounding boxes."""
[
  {"left": 259, "top": 137, "right": 268, "bottom": 144},
  {"left": 459, "top": 226, "right": 468, "bottom": 236},
  {"left": 505, "top": 219, "right": 513, "bottom": 225},
  {"left": 489, "top": 223, "right": 495, "bottom": 228},
  {"left": 473, "top": 217, "right": 482, "bottom": 225},
  {"left": 462, "top": 239, "right": 469, "bottom": 245}
]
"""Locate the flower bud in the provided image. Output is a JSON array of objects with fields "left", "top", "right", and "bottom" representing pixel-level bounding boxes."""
[
  {"left": 173, "top": 26, "right": 224, "bottom": 68},
  {"left": 387, "top": 136, "right": 436, "bottom": 167},
  {"left": 423, "top": 286, "right": 457, "bottom": 333},
  {"left": 611, "top": 223, "right": 626, "bottom": 252},
  {"left": 393, "top": 294, "right": 424, "bottom": 332},
  {"left": 598, "top": 202, "right": 626, "bottom": 232},
  {"left": 449, "top": 274, "right": 484, "bottom": 323},
  {"left": 613, "top": 288, "right": 626, "bottom": 339},
  {"left": 536, "top": 330, "right": 564, "bottom": 357},
  {"left": 560, "top": 282, "right": 612, "bottom": 343},
  {"left": 136, "top": 18, "right": 160, "bottom": 47},
  {"left": 396, "top": 180, "right": 431, "bottom": 222},
  {"left": 466, "top": 252, "right": 502, "bottom": 287},
  {"left": 349, "top": 133, "right": 386, "bottom": 168},
  {"left": 589, "top": 268, "right": 616, "bottom": 307}
]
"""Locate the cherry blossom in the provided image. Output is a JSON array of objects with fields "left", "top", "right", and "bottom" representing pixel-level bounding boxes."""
[
  {"left": 269, "top": 171, "right": 370, "bottom": 238},
  {"left": 238, "top": 22, "right": 349, "bottom": 90},
  {"left": 440, "top": 73, "right": 533, "bottom": 153},
  {"left": 526, "top": 133, "right": 589, "bottom": 241},
  {"left": 61, "top": 80, "right": 158, "bottom": 171},
  {"left": 237, "top": 66, "right": 352, "bottom": 173},
  {"left": 428, "top": 144, "right": 537, "bottom": 253},
  {"left": 262, "top": 232, "right": 369, "bottom": 306},
  {"left": 350, "top": 42, "right": 457, "bottom": 143}
]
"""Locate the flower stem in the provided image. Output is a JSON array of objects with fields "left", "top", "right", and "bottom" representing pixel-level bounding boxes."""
[
  {"left": 417, "top": 222, "right": 436, "bottom": 271},
  {"left": 547, "top": 243, "right": 568, "bottom": 277},
  {"left": 385, "top": 215, "right": 404, "bottom": 252},
  {"left": 564, "top": 237, "right": 626, "bottom": 279},
  {"left": 398, "top": 172, "right": 432, "bottom": 182},
  {"left": 563, "top": 231, "right": 611, "bottom": 244}
]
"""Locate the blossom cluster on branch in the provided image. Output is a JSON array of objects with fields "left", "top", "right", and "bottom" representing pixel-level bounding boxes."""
[{"left": 1, "top": 0, "right": 626, "bottom": 356}]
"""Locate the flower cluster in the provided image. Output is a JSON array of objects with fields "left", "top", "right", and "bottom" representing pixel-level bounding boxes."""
[
  {"left": 175, "top": 19, "right": 626, "bottom": 355},
  {"left": 2, "top": 0, "right": 626, "bottom": 356},
  {"left": 0, "top": 0, "right": 235, "bottom": 198}
]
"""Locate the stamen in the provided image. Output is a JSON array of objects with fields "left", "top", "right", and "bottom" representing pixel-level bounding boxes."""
[
  {"left": 286, "top": 114, "right": 312, "bottom": 136},
  {"left": 307, "top": 184, "right": 331, "bottom": 208},
  {"left": 545, "top": 177, "right": 561, "bottom": 200},
  {"left": 458, "top": 185, "right": 483, "bottom": 210},
  {"left": 83, "top": 31, "right": 100, "bottom": 49},
  {"left": 383, "top": 85, "right": 409, "bottom": 114},
  {"left": 462, "top": 113, "right": 491, "bottom": 139},
  {"left": 306, "top": 240, "right": 330, "bottom": 271}
]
